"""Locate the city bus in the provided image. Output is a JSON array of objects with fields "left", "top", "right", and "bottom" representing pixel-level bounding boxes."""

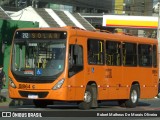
[{"left": 8, "top": 26, "right": 159, "bottom": 109}]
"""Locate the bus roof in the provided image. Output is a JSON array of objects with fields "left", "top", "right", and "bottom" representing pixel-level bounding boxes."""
[{"left": 15, "top": 26, "right": 157, "bottom": 44}]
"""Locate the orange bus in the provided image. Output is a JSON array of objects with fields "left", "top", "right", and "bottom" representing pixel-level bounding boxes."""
[{"left": 8, "top": 26, "right": 159, "bottom": 109}]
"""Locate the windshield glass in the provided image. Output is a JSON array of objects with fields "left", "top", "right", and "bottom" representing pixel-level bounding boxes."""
[{"left": 11, "top": 31, "right": 66, "bottom": 77}]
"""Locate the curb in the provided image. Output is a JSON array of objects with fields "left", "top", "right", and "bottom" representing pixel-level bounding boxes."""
[{"left": 1, "top": 89, "right": 34, "bottom": 106}]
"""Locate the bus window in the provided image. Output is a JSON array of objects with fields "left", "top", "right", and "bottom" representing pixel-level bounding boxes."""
[
  {"left": 87, "top": 39, "right": 104, "bottom": 65},
  {"left": 153, "top": 45, "right": 157, "bottom": 67},
  {"left": 138, "top": 44, "right": 152, "bottom": 67},
  {"left": 68, "top": 44, "right": 83, "bottom": 77},
  {"left": 122, "top": 42, "right": 137, "bottom": 66},
  {"left": 106, "top": 41, "right": 121, "bottom": 66}
]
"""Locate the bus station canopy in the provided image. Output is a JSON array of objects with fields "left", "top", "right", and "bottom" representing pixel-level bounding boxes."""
[{"left": 102, "top": 15, "right": 158, "bottom": 29}]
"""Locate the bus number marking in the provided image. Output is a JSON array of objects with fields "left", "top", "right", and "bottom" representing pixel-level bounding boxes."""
[
  {"left": 19, "top": 84, "right": 31, "bottom": 89},
  {"left": 105, "top": 69, "right": 112, "bottom": 78},
  {"left": 22, "top": 33, "right": 29, "bottom": 39}
]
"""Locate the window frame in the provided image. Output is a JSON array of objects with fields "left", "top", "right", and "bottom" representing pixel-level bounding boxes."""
[
  {"left": 68, "top": 44, "right": 84, "bottom": 78},
  {"left": 87, "top": 39, "right": 105, "bottom": 65},
  {"left": 153, "top": 45, "right": 157, "bottom": 68},
  {"left": 138, "top": 44, "right": 152, "bottom": 67},
  {"left": 105, "top": 40, "right": 122, "bottom": 66},
  {"left": 122, "top": 42, "right": 137, "bottom": 67}
]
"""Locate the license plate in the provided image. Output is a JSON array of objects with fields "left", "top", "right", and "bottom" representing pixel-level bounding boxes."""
[{"left": 28, "top": 94, "right": 38, "bottom": 99}]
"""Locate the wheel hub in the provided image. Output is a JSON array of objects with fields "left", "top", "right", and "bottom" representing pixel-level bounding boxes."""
[
  {"left": 84, "top": 91, "right": 92, "bottom": 103},
  {"left": 131, "top": 90, "right": 137, "bottom": 103}
]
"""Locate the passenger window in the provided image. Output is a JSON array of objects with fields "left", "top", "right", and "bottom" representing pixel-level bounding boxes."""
[
  {"left": 106, "top": 41, "right": 121, "bottom": 66},
  {"left": 122, "top": 43, "right": 137, "bottom": 66},
  {"left": 87, "top": 39, "right": 104, "bottom": 65},
  {"left": 68, "top": 44, "right": 83, "bottom": 77},
  {"left": 153, "top": 45, "right": 157, "bottom": 67},
  {"left": 138, "top": 44, "right": 152, "bottom": 67}
]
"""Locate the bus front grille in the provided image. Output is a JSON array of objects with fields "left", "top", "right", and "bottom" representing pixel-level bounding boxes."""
[{"left": 19, "top": 91, "right": 49, "bottom": 98}]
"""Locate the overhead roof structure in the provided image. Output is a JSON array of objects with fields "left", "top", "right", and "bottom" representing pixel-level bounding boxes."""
[
  {"left": 0, "top": 7, "right": 11, "bottom": 20},
  {"left": 103, "top": 15, "right": 158, "bottom": 29},
  {"left": 10, "top": 6, "right": 95, "bottom": 30}
]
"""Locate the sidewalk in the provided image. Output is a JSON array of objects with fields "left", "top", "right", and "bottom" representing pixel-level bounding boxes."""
[
  {"left": 0, "top": 89, "right": 10, "bottom": 106},
  {"left": 0, "top": 89, "right": 33, "bottom": 107}
]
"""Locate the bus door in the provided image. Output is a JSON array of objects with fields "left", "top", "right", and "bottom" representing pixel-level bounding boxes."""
[
  {"left": 138, "top": 44, "right": 158, "bottom": 97},
  {"left": 87, "top": 39, "right": 106, "bottom": 99},
  {"left": 106, "top": 41, "right": 122, "bottom": 99},
  {"left": 122, "top": 42, "right": 137, "bottom": 98},
  {"left": 68, "top": 41, "right": 84, "bottom": 100}
]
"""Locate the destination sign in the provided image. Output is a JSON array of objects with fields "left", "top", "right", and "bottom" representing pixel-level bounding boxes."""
[{"left": 15, "top": 31, "right": 67, "bottom": 39}]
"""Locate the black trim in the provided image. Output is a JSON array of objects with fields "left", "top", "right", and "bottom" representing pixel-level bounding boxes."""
[
  {"left": 12, "top": 73, "right": 61, "bottom": 83},
  {"left": 19, "top": 91, "right": 48, "bottom": 98}
]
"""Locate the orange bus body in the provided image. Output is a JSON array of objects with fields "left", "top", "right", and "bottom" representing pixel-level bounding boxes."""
[{"left": 8, "top": 26, "right": 159, "bottom": 109}]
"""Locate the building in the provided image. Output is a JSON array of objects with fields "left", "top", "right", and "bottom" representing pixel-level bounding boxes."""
[
  {"left": 0, "top": 0, "right": 155, "bottom": 35},
  {"left": 114, "top": 0, "right": 125, "bottom": 14},
  {"left": 10, "top": 6, "right": 95, "bottom": 30},
  {"left": 0, "top": 0, "right": 114, "bottom": 28},
  {"left": 0, "top": 0, "right": 113, "bottom": 13},
  {"left": 124, "top": 0, "right": 153, "bottom": 16},
  {"left": 113, "top": 0, "right": 153, "bottom": 37}
]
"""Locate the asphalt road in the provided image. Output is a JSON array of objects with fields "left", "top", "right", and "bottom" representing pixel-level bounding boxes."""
[
  {"left": 0, "top": 98, "right": 160, "bottom": 120},
  {"left": 5, "top": 99, "right": 160, "bottom": 111},
  {"left": 0, "top": 89, "right": 160, "bottom": 120}
]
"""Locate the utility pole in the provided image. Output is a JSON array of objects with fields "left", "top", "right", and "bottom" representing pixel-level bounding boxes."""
[
  {"left": 157, "top": 2, "right": 160, "bottom": 98},
  {"left": 157, "top": 3, "right": 160, "bottom": 63},
  {"left": 157, "top": 2, "right": 160, "bottom": 40}
]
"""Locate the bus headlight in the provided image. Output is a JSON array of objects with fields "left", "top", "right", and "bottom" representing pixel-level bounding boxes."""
[
  {"left": 53, "top": 78, "right": 65, "bottom": 90},
  {"left": 9, "top": 78, "right": 16, "bottom": 88}
]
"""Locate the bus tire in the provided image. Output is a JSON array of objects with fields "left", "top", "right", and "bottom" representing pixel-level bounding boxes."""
[
  {"left": 125, "top": 85, "right": 139, "bottom": 108},
  {"left": 33, "top": 100, "right": 48, "bottom": 108},
  {"left": 78, "top": 85, "right": 93, "bottom": 110}
]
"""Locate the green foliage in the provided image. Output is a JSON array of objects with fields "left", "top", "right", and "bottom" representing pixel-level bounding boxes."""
[{"left": 0, "top": 20, "right": 18, "bottom": 45}]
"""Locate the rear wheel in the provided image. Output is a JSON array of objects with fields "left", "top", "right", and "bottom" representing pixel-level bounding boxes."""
[
  {"left": 125, "top": 85, "right": 139, "bottom": 108},
  {"left": 78, "top": 86, "right": 93, "bottom": 110}
]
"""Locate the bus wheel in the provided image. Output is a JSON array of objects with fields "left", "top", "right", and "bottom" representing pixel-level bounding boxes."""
[
  {"left": 33, "top": 100, "right": 48, "bottom": 108},
  {"left": 125, "top": 85, "right": 139, "bottom": 108},
  {"left": 78, "top": 85, "right": 93, "bottom": 110}
]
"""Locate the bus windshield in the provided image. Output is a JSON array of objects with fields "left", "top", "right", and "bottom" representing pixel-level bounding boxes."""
[
  {"left": 11, "top": 31, "right": 66, "bottom": 78},
  {"left": 12, "top": 40, "right": 66, "bottom": 77}
]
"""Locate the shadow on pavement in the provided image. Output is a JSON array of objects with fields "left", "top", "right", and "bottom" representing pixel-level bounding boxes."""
[
  {"left": 7, "top": 99, "right": 151, "bottom": 108},
  {"left": 138, "top": 101, "right": 150, "bottom": 107},
  {"left": 9, "top": 99, "right": 33, "bottom": 107},
  {"left": 0, "top": 95, "right": 7, "bottom": 102},
  {"left": 0, "top": 89, "right": 153, "bottom": 109}
]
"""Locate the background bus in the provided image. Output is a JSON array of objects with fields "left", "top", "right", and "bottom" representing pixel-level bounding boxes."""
[{"left": 8, "top": 26, "right": 159, "bottom": 109}]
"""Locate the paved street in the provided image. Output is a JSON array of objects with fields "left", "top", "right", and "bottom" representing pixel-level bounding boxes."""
[
  {"left": 0, "top": 89, "right": 160, "bottom": 111},
  {"left": 2, "top": 98, "right": 160, "bottom": 111},
  {"left": 0, "top": 89, "right": 160, "bottom": 120}
]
